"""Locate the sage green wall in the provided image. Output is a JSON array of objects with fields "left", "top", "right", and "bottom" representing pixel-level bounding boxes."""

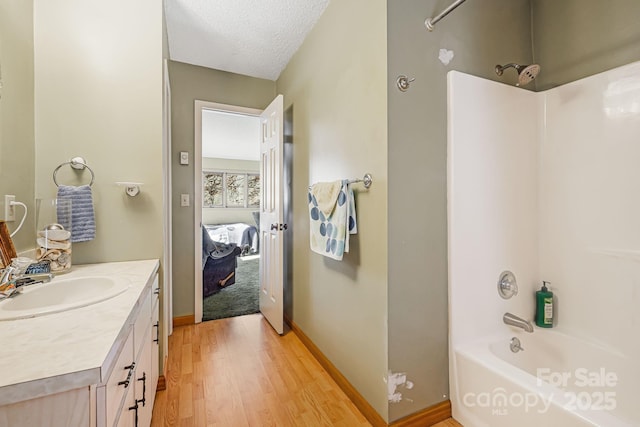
[
  {"left": 202, "top": 157, "right": 259, "bottom": 226},
  {"left": 387, "top": 0, "right": 532, "bottom": 421},
  {"left": 532, "top": 0, "right": 640, "bottom": 90},
  {"left": 0, "top": 0, "right": 35, "bottom": 253},
  {"left": 168, "top": 61, "right": 275, "bottom": 317},
  {"left": 33, "top": 0, "right": 164, "bottom": 266},
  {"left": 276, "top": 0, "right": 389, "bottom": 420}
]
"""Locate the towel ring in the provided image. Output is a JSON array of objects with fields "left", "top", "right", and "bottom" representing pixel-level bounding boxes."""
[{"left": 53, "top": 157, "right": 95, "bottom": 187}]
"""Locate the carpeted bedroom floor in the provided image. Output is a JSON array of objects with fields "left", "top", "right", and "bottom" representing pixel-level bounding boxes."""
[{"left": 203, "top": 255, "right": 259, "bottom": 321}]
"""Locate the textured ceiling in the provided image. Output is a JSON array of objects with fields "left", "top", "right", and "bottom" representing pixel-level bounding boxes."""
[{"left": 165, "top": 0, "right": 329, "bottom": 81}]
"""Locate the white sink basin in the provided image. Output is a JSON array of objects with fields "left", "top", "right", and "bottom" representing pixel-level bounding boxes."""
[{"left": 0, "top": 276, "right": 130, "bottom": 321}]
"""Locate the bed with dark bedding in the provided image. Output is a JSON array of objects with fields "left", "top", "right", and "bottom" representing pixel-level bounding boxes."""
[{"left": 202, "top": 225, "right": 241, "bottom": 297}]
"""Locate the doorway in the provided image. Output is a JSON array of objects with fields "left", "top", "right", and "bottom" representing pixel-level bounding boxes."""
[
  {"left": 195, "top": 102, "right": 262, "bottom": 323},
  {"left": 194, "top": 98, "right": 288, "bottom": 333}
]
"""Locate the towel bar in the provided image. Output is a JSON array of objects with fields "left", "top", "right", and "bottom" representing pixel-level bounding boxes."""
[
  {"left": 309, "top": 173, "right": 373, "bottom": 190},
  {"left": 348, "top": 173, "right": 373, "bottom": 189}
]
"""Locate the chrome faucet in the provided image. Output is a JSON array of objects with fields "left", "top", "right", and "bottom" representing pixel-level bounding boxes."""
[
  {"left": 0, "top": 267, "right": 17, "bottom": 285},
  {"left": 503, "top": 312, "right": 534, "bottom": 333},
  {"left": 13, "top": 272, "right": 54, "bottom": 286},
  {"left": 2, "top": 267, "right": 53, "bottom": 285},
  {"left": 0, "top": 266, "right": 53, "bottom": 300}
]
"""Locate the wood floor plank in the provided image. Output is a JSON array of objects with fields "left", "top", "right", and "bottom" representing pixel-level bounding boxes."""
[
  {"left": 432, "top": 420, "right": 463, "bottom": 427},
  {"left": 151, "top": 313, "right": 461, "bottom": 427}
]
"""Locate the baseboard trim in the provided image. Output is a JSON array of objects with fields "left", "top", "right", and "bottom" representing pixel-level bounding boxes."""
[
  {"left": 389, "top": 400, "right": 452, "bottom": 427},
  {"left": 157, "top": 375, "right": 167, "bottom": 391},
  {"left": 172, "top": 315, "right": 195, "bottom": 327},
  {"left": 284, "top": 314, "right": 293, "bottom": 329},
  {"left": 288, "top": 320, "right": 387, "bottom": 427}
]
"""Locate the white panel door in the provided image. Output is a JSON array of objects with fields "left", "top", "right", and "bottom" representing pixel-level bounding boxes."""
[{"left": 259, "top": 95, "right": 284, "bottom": 334}]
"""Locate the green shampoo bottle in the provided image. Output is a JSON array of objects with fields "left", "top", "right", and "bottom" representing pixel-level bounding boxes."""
[{"left": 535, "top": 281, "right": 554, "bottom": 328}]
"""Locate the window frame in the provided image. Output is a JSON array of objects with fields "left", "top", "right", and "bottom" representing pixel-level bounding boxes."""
[{"left": 202, "top": 169, "right": 260, "bottom": 209}]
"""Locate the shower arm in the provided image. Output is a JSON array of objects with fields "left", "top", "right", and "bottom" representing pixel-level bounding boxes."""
[
  {"left": 425, "top": 0, "right": 467, "bottom": 31},
  {"left": 495, "top": 63, "right": 520, "bottom": 76}
]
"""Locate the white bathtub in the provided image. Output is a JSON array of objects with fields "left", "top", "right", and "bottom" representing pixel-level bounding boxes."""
[{"left": 450, "top": 329, "right": 638, "bottom": 427}]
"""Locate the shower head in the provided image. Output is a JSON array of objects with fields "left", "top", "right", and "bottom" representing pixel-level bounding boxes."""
[{"left": 495, "top": 63, "right": 540, "bottom": 86}]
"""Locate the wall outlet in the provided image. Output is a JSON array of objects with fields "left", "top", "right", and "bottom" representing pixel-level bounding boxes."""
[
  {"left": 4, "top": 195, "right": 15, "bottom": 221},
  {"left": 180, "top": 194, "right": 190, "bottom": 207}
]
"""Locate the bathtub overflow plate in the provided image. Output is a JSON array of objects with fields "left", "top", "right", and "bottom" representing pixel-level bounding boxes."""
[{"left": 510, "top": 337, "right": 524, "bottom": 353}]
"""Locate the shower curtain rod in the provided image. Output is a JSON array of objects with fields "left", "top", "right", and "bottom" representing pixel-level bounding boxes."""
[{"left": 424, "top": 0, "right": 467, "bottom": 31}]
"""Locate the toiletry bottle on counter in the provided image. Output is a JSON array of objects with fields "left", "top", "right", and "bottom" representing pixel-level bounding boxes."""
[{"left": 535, "top": 281, "right": 554, "bottom": 328}]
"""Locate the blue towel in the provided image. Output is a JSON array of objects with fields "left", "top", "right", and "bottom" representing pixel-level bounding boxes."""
[
  {"left": 308, "top": 180, "right": 357, "bottom": 260},
  {"left": 57, "top": 185, "right": 96, "bottom": 243}
]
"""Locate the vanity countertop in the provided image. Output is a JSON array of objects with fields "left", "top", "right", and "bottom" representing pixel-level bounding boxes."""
[{"left": 0, "top": 259, "right": 160, "bottom": 406}]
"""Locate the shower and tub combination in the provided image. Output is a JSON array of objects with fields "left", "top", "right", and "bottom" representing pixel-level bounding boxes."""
[{"left": 447, "top": 61, "right": 640, "bottom": 426}]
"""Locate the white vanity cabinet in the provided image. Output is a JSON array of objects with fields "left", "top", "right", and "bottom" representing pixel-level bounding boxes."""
[
  {"left": 101, "top": 329, "right": 135, "bottom": 427},
  {"left": 102, "top": 275, "right": 160, "bottom": 427},
  {"left": 114, "top": 278, "right": 160, "bottom": 427},
  {"left": 0, "top": 260, "right": 161, "bottom": 427}
]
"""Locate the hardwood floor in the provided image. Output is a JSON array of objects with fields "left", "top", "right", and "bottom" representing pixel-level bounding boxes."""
[
  {"left": 432, "top": 420, "right": 462, "bottom": 427},
  {"left": 151, "top": 313, "right": 461, "bottom": 427}
]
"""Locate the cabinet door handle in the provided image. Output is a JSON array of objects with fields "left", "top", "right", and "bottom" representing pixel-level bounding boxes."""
[
  {"left": 118, "top": 362, "right": 136, "bottom": 388},
  {"left": 128, "top": 400, "right": 139, "bottom": 427},
  {"left": 137, "top": 372, "right": 147, "bottom": 407},
  {"left": 153, "top": 287, "right": 160, "bottom": 295},
  {"left": 153, "top": 321, "right": 160, "bottom": 343}
]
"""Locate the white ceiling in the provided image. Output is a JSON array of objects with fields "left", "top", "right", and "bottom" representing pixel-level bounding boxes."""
[
  {"left": 164, "top": 0, "right": 330, "bottom": 81},
  {"left": 202, "top": 110, "right": 260, "bottom": 161}
]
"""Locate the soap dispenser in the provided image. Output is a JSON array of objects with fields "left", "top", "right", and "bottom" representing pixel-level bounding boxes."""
[{"left": 535, "top": 281, "right": 554, "bottom": 328}]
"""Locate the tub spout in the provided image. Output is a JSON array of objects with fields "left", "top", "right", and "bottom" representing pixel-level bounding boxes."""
[{"left": 503, "top": 312, "right": 534, "bottom": 333}]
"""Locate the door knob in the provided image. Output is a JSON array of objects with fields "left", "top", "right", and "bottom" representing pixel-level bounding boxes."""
[{"left": 271, "top": 223, "right": 278, "bottom": 231}]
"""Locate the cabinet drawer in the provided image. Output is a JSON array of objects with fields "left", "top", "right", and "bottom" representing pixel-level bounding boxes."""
[{"left": 105, "top": 329, "right": 134, "bottom": 427}]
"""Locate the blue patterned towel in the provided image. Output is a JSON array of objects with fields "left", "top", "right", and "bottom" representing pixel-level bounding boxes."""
[
  {"left": 57, "top": 185, "right": 96, "bottom": 242},
  {"left": 308, "top": 180, "right": 357, "bottom": 260}
]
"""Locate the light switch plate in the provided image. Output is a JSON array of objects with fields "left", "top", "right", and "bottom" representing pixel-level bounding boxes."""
[
  {"left": 180, "top": 151, "right": 189, "bottom": 165},
  {"left": 180, "top": 194, "right": 190, "bottom": 207}
]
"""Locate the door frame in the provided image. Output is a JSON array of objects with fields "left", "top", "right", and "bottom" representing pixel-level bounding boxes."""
[
  {"left": 194, "top": 100, "right": 264, "bottom": 324},
  {"left": 162, "top": 59, "right": 172, "bottom": 361}
]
